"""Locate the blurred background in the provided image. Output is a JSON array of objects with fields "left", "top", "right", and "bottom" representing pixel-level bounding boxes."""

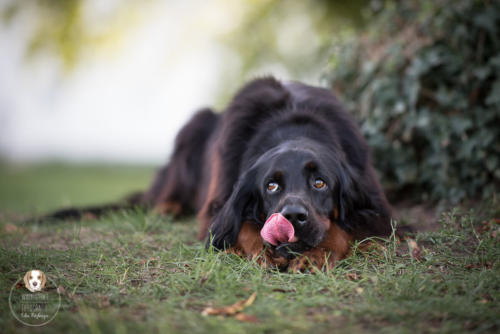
[
  {"left": 0, "top": 0, "right": 498, "bottom": 214},
  {"left": 1, "top": 0, "right": 363, "bottom": 164}
]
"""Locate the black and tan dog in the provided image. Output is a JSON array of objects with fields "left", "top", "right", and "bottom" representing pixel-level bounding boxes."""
[{"left": 44, "top": 77, "right": 393, "bottom": 271}]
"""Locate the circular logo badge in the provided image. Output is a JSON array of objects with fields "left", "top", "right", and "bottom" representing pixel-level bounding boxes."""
[{"left": 9, "top": 270, "right": 61, "bottom": 327}]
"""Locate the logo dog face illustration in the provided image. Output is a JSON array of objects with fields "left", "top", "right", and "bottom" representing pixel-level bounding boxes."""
[{"left": 23, "top": 270, "right": 46, "bottom": 292}]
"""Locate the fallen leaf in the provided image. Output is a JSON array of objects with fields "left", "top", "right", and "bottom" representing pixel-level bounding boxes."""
[
  {"left": 358, "top": 241, "right": 387, "bottom": 253},
  {"left": 478, "top": 218, "right": 500, "bottom": 235},
  {"left": 202, "top": 292, "right": 256, "bottom": 316},
  {"left": 199, "top": 275, "right": 208, "bottom": 286},
  {"left": 57, "top": 285, "right": 66, "bottom": 295},
  {"left": 355, "top": 287, "right": 364, "bottom": 295},
  {"left": 3, "top": 223, "right": 19, "bottom": 233},
  {"left": 346, "top": 272, "right": 360, "bottom": 281},
  {"left": 235, "top": 313, "right": 259, "bottom": 323},
  {"left": 407, "top": 239, "right": 421, "bottom": 260}
]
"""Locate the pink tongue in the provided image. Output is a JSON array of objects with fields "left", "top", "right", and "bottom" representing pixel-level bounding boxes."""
[{"left": 260, "top": 213, "right": 297, "bottom": 246}]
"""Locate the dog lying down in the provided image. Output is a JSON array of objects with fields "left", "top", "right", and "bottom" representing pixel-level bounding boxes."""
[{"left": 40, "top": 77, "right": 398, "bottom": 272}]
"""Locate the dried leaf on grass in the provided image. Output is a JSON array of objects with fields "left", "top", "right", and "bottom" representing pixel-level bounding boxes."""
[
  {"left": 346, "top": 272, "right": 360, "bottom": 281},
  {"left": 202, "top": 292, "right": 257, "bottom": 317},
  {"left": 234, "top": 313, "right": 259, "bottom": 323},
  {"left": 478, "top": 218, "right": 500, "bottom": 231},
  {"left": 357, "top": 241, "right": 387, "bottom": 253},
  {"left": 57, "top": 285, "right": 66, "bottom": 295},
  {"left": 407, "top": 239, "right": 421, "bottom": 260},
  {"left": 3, "top": 223, "right": 21, "bottom": 233},
  {"left": 477, "top": 218, "right": 500, "bottom": 239},
  {"left": 199, "top": 275, "right": 209, "bottom": 286}
]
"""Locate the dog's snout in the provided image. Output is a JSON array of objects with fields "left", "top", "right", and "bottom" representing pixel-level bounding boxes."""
[
  {"left": 281, "top": 205, "right": 308, "bottom": 225},
  {"left": 32, "top": 281, "right": 38, "bottom": 286}
]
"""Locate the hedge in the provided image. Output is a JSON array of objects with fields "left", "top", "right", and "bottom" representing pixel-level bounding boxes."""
[{"left": 327, "top": 0, "right": 500, "bottom": 203}]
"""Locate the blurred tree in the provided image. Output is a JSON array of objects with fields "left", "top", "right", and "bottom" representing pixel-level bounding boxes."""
[
  {"left": 222, "top": 0, "right": 372, "bottom": 77},
  {"left": 1, "top": 0, "right": 145, "bottom": 70},
  {"left": 1, "top": 0, "right": 373, "bottom": 78},
  {"left": 213, "top": 0, "right": 376, "bottom": 104}
]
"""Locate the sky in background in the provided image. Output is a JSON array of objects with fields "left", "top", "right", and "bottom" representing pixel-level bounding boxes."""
[{"left": 0, "top": 0, "right": 276, "bottom": 164}]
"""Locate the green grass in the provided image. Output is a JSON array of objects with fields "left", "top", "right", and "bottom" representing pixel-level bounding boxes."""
[
  {"left": 0, "top": 163, "right": 155, "bottom": 213},
  {"left": 0, "top": 164, "right": 498, "bottom": 333}
]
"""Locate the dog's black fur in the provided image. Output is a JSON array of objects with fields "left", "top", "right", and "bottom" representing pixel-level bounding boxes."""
[{"left": 41, "top": 77, "right": 392, "bottom": 261}]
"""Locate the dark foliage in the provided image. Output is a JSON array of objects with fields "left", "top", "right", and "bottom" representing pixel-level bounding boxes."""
[{"left": 327, "top": 0, "right": 500, "bottom": 202}]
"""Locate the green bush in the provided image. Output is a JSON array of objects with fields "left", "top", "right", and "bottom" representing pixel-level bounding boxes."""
[{"left": 327, "top": 0, "right": 500, "bottom": 203}]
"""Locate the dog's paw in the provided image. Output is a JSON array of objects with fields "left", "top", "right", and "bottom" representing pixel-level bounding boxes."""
[
  {"left": 225, "top": 246, "right": 288, "bottom": 269},
  {"left": 254, "top": 248, "right": 289, "bottom": 269},
  {"left": 287, "top": 248, "right": 337, "bottom": 273}
]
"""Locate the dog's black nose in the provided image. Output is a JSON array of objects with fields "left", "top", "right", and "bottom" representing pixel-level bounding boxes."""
[
  {"left": 33, "top": 282, "right": 37, "bottom": 286},
  {"left": 281, "top": 205, "right": 308, "bottom": 226}
]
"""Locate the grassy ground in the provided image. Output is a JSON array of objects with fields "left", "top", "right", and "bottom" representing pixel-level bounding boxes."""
[
  {"left": 0, "top": 163, "right": 498, "bottom": 333},
  {"left": 0, "top": 163, "right": 155, "bottom": 214}
]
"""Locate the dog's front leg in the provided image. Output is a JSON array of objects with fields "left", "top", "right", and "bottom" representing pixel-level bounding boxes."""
[{"left": 226, "top": 222, "right": 288, "bottom": 269}]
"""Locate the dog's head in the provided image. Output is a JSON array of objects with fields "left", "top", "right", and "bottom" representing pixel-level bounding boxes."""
[
  {"left": 23, "top": 270, "right": 46, "bottom": 292},
  {"left": 254, "top": 144, "right": 335, "bottom": 257},
  {"left": 208, "top": 139, "right": 383, "bottom": 257}
]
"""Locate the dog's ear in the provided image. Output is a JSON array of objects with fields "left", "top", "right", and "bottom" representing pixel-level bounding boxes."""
[
  {"left": 207, "top": 167, "right": 261, "bottom": 250},
  {"left": 335, "top": 162, "right": 391, "bottom": 237},
  {"left": 40, "top": 271, "right": 47, "bottom": 289},
  {"left": 23, "top": 271, "right": 30, "bottom": 288}
]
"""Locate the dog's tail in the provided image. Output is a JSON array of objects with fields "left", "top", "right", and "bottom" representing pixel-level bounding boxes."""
[{"left": 26, "top": 191, "right": 148, "bottom": 223}]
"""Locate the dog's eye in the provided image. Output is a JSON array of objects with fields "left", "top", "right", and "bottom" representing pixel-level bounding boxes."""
[
  {"left": 37, "top": 276, "right": 41, "bottom": 279},
  {"left": 313, "top": 178, "right": 326, "bottom": 189},
  {"left": 266, "top": 181, "right": 280, "bottom": 193},
  {"left": 29, "top": 276, "right": 32, "bottom": 279}
]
